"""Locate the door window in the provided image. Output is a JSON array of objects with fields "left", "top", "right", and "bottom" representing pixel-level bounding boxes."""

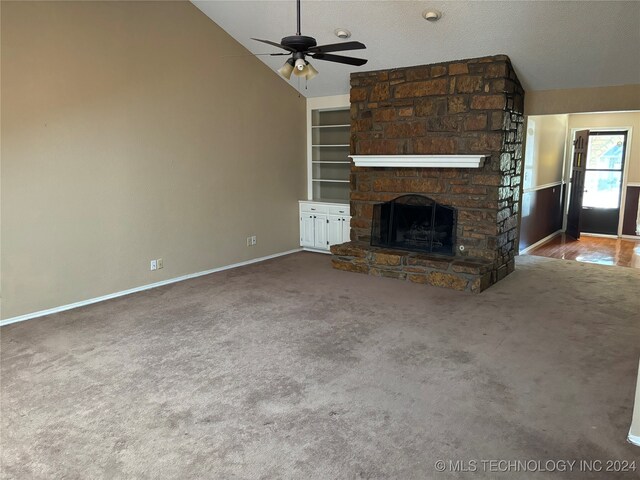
[{"left": 582, "top": 133, "right": 626, "bottom": 209}]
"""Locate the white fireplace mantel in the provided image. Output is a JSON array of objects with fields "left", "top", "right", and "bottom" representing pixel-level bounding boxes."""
[{"left": 349, "top": 155, "right": 487, "bottom": 168}]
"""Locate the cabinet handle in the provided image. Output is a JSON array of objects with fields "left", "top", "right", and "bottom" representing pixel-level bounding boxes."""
[{"left": 310, "top": 208, "right": 316, "bottom": 211}]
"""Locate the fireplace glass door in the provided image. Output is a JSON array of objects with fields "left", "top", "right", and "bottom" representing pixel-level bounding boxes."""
[{"left": 371, "top": 195, "right": 456, "bottom": 255}]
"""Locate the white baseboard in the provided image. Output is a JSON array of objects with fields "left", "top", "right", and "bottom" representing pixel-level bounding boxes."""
[
  {"left": 621, "top": 234, "right": 640, "bottom": 240},
  {"left": 0, "top": 248, "right": 302, "bottom": 327},
  {"left": 301, "top": 247, "right": 332, "bottom": 255},
  {"left": 581, "top": 232, "right": 618, "bottom": 239},
  {"left": 629, "top": 359, "right": 640, "bottom": 448},
  {"left": 519, "top": 230, "right": 562, "bottom": 255}
]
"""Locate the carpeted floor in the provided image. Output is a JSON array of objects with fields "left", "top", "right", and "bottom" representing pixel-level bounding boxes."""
[{"left": 1, "top": 253, "right": 639, "bottom": 479}]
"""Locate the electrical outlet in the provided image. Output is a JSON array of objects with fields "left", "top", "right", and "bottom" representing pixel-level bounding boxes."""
[
  {"left": 150, "top": 260, "right": 157, "bottom": 271},
  {"left": 157, "top": 258, "right": 163, "bottom": 269},
  {"left": 247, "top": 236, "right": 252, "bottom": 247},
  {"left": 251, "top": 235, "right": 257, "bottom": 246}
]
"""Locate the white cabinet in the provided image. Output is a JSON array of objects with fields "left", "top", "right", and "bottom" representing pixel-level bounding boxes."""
[
  {"left": 301, "top": 96, "right": 351, "bottom": 253},
  {"left": 314, "top": 215, "right": 328, "bottom": 247},
  {"left": 342, "top": 215, "right": 351, "bottom": 242},
  {"left": 300, "top": 214, "right": 315, "bottom": 248},
  {"left": 327, "top": 215, "right": 343, "bottom": 246},
  {"left": 299, "top": 201, "right": 350, "bottom": 253}
]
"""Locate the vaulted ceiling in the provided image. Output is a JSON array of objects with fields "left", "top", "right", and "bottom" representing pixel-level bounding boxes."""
[{"left": 193, "top": 0, "right": 640, "bottom": 98}]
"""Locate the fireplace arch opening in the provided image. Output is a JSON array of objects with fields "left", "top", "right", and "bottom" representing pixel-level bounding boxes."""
[{"left": 371, "top": 194, "right": 457, "bottom": 255}]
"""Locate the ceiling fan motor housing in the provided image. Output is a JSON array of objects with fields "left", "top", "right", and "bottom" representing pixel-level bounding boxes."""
[{"left": 281, "top": 35, "right": 317, "bottom": 52}]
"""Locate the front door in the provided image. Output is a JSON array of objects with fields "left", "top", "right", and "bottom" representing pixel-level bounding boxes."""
[
  {"left": 580, "top": 131, "right": 627, "bottom": 235},
  {"left": 567, "top": 130, "right": 589, "bottom": 239}
]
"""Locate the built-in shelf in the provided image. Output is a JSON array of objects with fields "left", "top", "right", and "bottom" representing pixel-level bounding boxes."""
[
  {"left": 350, "top": 154, "right": 488, "bottom": 168},
  {"left": 308, "top": 99, "right": 351, "bottom": 203}
]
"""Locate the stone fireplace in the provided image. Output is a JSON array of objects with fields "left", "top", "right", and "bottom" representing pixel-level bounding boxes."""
[{"left": 330, "top": 55, "right": 525, "bottom": 292}]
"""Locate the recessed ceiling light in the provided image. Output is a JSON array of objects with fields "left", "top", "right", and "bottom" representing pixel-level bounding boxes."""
[
  {"left": 423, "top": 10, "right": 442, "bottom": 22},
  {"left": 334, "top": 28, "right": 351, "bottom": 39}
]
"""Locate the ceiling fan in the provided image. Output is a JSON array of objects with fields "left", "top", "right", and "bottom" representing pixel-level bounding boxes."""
[{"left": 251, "top": 0, "right": 368, "bottom": 81}]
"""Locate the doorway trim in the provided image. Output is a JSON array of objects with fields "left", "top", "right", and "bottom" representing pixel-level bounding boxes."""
[{"left": 563, "top": 126, "right": 634, "bottom": 237}]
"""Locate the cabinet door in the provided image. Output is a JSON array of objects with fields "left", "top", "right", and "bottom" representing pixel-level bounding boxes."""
[
  {"left": 342, "top": 217, "right": 351, "bottom": 243},
  {"left": 300, "top": 214, "right": 315, "bottom": 247},
  {"left": 314, "top": 214, "right": 328, "bottom": 249},
  {"left": 327, "top": 215, "right": 343, "bottom": 246}
]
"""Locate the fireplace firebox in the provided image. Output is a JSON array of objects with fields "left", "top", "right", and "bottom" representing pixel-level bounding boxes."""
[{"left": 371, "top": 195, "right": 456, "bottom": 255}]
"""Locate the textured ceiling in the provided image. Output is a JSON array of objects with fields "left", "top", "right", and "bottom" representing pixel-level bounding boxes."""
[{"left": 192, "top": 0, "right": 640, "bottom": 98}]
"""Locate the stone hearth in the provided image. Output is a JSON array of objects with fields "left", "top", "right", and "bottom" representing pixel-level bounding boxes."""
[
  {"left": 330, "top": 55, "right": 525, "bottom": 292},
  {"left": 331, "top": 242, "right": 495, "bottom": 293}
]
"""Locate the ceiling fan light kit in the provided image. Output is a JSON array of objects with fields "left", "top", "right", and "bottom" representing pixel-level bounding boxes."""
[
  {"left": 304, "top": 62, "right": 319, "bottom": 80},
  {"left": 294, "top": 58, "right": 306, "bottom": 71},
  {"left": 251, "top": 0, "right": 367, "bottom": 83},
  {"left": 277, "top": 58, "right": 295, "bottom": 80}
]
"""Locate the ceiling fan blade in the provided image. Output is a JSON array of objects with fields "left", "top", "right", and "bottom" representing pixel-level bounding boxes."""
[
  {"left": 310, "top": 53, "right": 368, "bottom": 66},
  {"left": 307, "top": 41, "right": 366, "bottom": 54},
  {"left": 251, "top": 38, "right": 295, "bottom": 52},
  {"left": 219, "top": 53, "right": 290, "bottom": 58}
]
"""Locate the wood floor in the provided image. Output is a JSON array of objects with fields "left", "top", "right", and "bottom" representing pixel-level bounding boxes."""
[{"left": 527, "top": 233, "right": 640, "bottom": 269}]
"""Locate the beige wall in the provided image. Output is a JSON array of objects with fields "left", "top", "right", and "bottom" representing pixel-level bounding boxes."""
[
  {"left": 523, "top": 115, "right": 568, "bottom": 190},
  {"left": 568, "top": 112, "right": 640, "bottom": 183},
  {"left": 1, "top": 1, "right": 306, "bottom": 319},
  {"left": 525, "top": 84, "right": 640, "bottom": 116}
]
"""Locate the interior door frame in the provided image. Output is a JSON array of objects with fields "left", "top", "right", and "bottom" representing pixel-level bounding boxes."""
[{"left": 562, "top": 126, "right": 634, "bottom": 237}]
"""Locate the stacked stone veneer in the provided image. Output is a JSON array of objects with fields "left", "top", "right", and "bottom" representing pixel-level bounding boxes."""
[{"left": 330, "top": 55, "right": 525, "bottom": 292}]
